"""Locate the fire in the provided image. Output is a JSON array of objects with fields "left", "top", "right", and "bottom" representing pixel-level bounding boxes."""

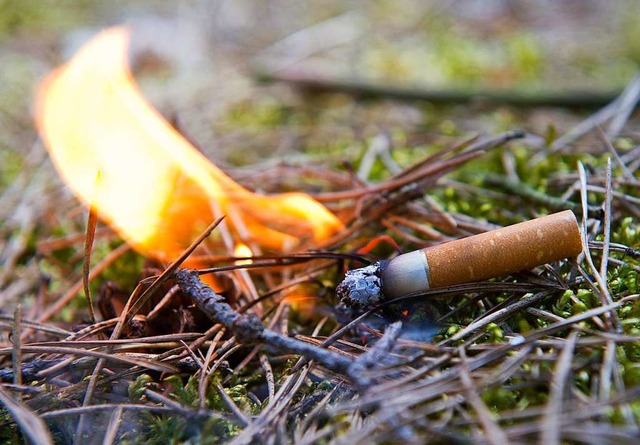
[
  {"left": 233, "top": 243, "right": 254, "bottom": 266},
  {"left": 35, "top": 27, "right": 343, "bottom": 266}
]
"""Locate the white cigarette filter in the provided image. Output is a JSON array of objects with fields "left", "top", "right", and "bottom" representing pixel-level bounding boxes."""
[
  {"left": 380, "top": 210, "right": 583, "bottom": 298},
  {"left": 337, "top": 210, "right": 583, "bottom": 308}
]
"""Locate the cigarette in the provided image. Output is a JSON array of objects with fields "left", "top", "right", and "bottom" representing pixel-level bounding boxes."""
[{"left": 337, "top": 210, "right": 583, "bottom": 309}]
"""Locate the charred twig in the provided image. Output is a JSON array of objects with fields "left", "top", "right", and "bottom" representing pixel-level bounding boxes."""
[
  {"left": 176, "top": 269, "right": 403, "bottom": 388},
  {"left": 176, "top": 269, "right": 353, "bottom": 373}
]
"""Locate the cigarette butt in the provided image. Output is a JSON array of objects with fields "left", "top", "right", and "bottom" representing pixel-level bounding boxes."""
[{"left": 380, "top": 210, "right": 583, "bottom": 298}]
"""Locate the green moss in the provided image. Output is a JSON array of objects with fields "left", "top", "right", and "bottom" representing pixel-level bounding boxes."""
[
  {"left": 552, "top": 290, "right": 574, "bottom": 318},
  {"left": 129, "top": 374, "right": 154, "bottom": 402},
  {"left": 485, "top": 322, "right": 505, "bottom": 342},
  {"left": 96, "top": 245, "right": 146, "bottom": 291},
  {"left": 612, "top": 218, "right": 640, "bottom": 247},
  {"left": 0, "top": 412, "right": 20, "bottom": 445},
  {"left": 609, "top": 264, "right": 639, "bottom": 296},
  {"left": 481, "top": 386, "right": 520, "bottom": 411},
  {"left": 0, "top": 0, "right": 95, "bottom": 38},
  {"left": 225, "top": 98, "right": 291, "bottom": 130},
  {"left": 506, "top": 33, "right": 545, "bottom": 84},
  {"left": 127, "top": 374, "right": 256, "bottom": 443},
  {"left": 0, "top": 145, "right": 22, "bottom": 192}
]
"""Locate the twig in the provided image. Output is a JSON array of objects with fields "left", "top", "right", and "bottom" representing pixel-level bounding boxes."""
[
  {"left": 0, "top": 346, "right": 178, "bottom": 373},
  {"left": 0, "top": 314, "right": 70, "bottom": 338},
  {"left": 12, "top": 306, "right": 22, "bottom": 387},
  {"left": 0, "top": 358, "right": 66, "bottom": 383},
  {"left": 439, "top": 291, "right": 555, "bottom": 345},
  {"left": 38, "top": 403, "right": 174, "bottom": 418},
  {"left": 144, "top": 388, "right": 221, "bottom": 422},
  {"left": 597, "top": 127, "right": 637, "bottom": 182},
  {"left": 577, "top": 162, "right": 621, "bottom": 333},
  {"left": 252, "top": 11, "right": 364, "bottom": 72},
  {"left": 484, "top": 174, "right": 602, "bottom": 218},
  {"left": 260, "top": 354, "right": 276, "bottom": 403},
  {"left": 357, "top": 132, "right": 401, "bottom": 180},
  {"left": 606, "top": 73, "right": 640, "bottom": 138},
  {"left": 197, "top": 329, "right": 224, "bottom": 409},
  {"left": 175, "top": 269, "right": 353, "bottom": 374},
  {"left": 599, "top": 158, "right": 613, "bottom": 281},
  {"left": 102, "top": 406, "right": 123, "bottom": 445},
  {"left": 82, "top": 202, "right": 99, "bottom": 325},
  {"left": 537, "top": 74, "right": 640, "bottom": 160},
  {"left": 118, "top": 216, "right": 226, "bottom": 335},
  {"left": 314, "top": 130, "right": 525, "bottom": 204},
  {"left": 256, "top": 69, "right": 619, "bottom": 108},
  {"left": 231, "top": 370, "right": 311, "bottom": 445},
  {"left": 598, "top": 340, "right": 616, "bottom": 402},
  {"left": 540, "top": 331, "right": 578, "bottom": 445},
  {"left": 214, "top": 380, "right": 250, "bottom": 427},
  {"left": 347, "top": 321, "right": 403, "bottom": 389}
]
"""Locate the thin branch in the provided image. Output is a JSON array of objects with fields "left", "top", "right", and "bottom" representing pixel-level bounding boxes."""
[
  {"left": 260, "top": 354, "right": 276, "bottom": 403},
  {"left": 599, "top": 158, "right": 613, "bottom": 280},
  {"left": 12, "top": 306, "right": 22, "bottom": 388},
  {"left": 256, "top": 69, "right": 619, "bottom": 108},
  {"left": 102, "top": 406, "right": 123, "bottom": 445},
  {"left": 577, "top": 162, "right": 621, "bottom": 333},
  {"left": 540, "top": 331, "right": 578, "bottom": 445},
  {"left": 83, "top": 204, "right": 99, "bottom": 325}
]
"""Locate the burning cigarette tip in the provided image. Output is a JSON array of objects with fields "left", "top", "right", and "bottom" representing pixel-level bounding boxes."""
[{"left": 336, "top": 262, "right": 385, "bottom": 310}]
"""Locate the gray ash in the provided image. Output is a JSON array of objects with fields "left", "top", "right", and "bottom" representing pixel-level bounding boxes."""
[{"left": 336, "top": 261, "right": 385, "bottom": 310}]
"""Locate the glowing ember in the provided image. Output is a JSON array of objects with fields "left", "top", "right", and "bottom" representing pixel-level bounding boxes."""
[
  {"left": 233, "top": 243, "right": 254, "bottom": 266},
  {"left": 36, "top": 27, "right": 343, "bottom": 265}
]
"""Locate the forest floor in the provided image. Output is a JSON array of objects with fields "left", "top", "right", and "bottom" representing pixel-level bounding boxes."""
[{"left": 1, "top": 2, "right": 640, "bottom": 443}]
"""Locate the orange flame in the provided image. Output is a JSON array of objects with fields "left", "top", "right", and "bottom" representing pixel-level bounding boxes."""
[{"left": 36, "top": 27, "right": 342, "bottom": 265}]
